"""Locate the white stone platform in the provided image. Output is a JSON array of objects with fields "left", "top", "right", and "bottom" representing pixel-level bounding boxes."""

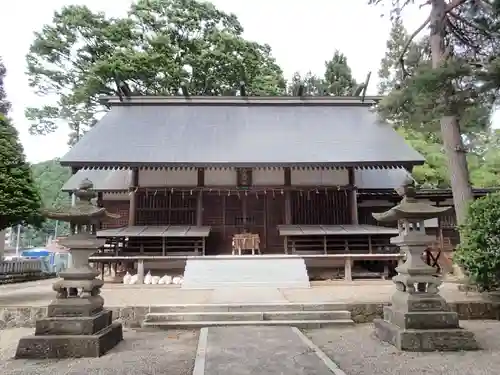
[{"left": 182, "top": 255, "right": 311, "bottom": 289}]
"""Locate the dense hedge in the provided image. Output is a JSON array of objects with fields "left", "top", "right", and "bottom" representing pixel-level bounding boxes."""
[{"left": 455, "top": 192, "right": 500, "bottom": 292}]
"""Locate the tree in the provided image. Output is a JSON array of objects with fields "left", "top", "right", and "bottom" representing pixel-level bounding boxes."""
[
  {"left": 0, "top": 58, "right": 43, "bottom": 231},
  {"left": 287, "top": 71, "right": 325, "bottom": 95},
  {"left": 455, "top": 192, "right": 500, "bottom": 292},
  {"left": 0, "top": 57, "right": 10, "bottom": 115},
  {"left": 398, "top": 128, "right": 451, "bottom": 187},
  {"left": 0, "top": 59, "right": 43, "bottom": 231},
  {"left": 370, "top": 0, "right": 500, "bottom": 224},
  {"left": 324, "top": 50, "right": 357, "bottom": 96},
  {"left": 26, "top": 0, "right": 286, "bottom": 143},
  {"left": 286, "top": 51, "right": 358, "bottom": 96}
]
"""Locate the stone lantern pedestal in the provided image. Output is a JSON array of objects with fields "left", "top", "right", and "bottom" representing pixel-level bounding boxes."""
[
  {"left": 15, "top": 179, "right": 123, "bottom": 359},
  {"left": 372, "top": 181, "right": 479, "bottom": 351}
]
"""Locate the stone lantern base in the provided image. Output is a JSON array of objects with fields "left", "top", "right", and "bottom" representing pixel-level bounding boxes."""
[
  {"left": 15, "top": 288, "right": 123, "bottom": 358},
  {"left": 374, "top": 292, "right": 479, "bottom": 351}
]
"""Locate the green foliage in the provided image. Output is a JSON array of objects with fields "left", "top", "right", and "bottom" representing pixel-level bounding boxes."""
[
  {"left": 19, "top": 160, "right": 72, "bottom": 247},
  {"left": 455, "top": 192, "right": 500, "bottom": 291},
  {"left": 376, "top": 11, "right": 495, "bottom": 140},
  {"left": 0, "top": 57, "right": 10, "bottom": 115},
  {"left": 287, "top": 51, "right": 357, "bottom": 96},
  {"left": 400, "top": 127, "right": 500, "bottom": 188},
  {"left": 324, "top": 50, "right": 357, "bottom": 96},
  {"left": 398, "top": 128, "right": 450, "bottom": 188},
  {"left": 0, "top": 114, "right": 44, "bottom": 230},
  {"left": 26, "top": 0, "right": 286, "bottom": 143},
  {"left": 0, "top": 58, "right": 44, "bottom": 231}
]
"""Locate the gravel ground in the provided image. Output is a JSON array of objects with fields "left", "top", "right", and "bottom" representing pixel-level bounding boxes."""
[
  {"left": 0, "top": 328, "right": 199, "bottom": 375},
  {"left": 306, "top": 321, "right": 500, "bottom": 375}
]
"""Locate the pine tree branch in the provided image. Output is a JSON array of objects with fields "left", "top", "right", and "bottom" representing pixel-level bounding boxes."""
[
  {"left": 449, "top": 10, "right": 500, "bottom": 37},
  {"left": 398, "top": 16, "right": 431, "bottom": 78},
  {"left": 397, "top": 0, "right": 478, "bottom": 78},
  {"left": 446, "top": 16, "right": 482, "bottom": 52},
  {"left": 446, "top": 0, "right": 468, "bottom": 13}
]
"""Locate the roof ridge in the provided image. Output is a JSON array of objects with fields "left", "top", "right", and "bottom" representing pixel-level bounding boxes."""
[{"left": 100, "top": 95, "right": 383, "bottom": 106}]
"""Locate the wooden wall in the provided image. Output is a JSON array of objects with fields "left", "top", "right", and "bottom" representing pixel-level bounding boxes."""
[
  {"left": 135, "top": 191, "right": 196, "bottom": 226},
  {"left": 202, "top": 192, "right": 285, "bottom": 254},
  {"left": 291, "top": 189, "right": 349, "bottom": 225},
  {"left": 101, "top": 200, "right": 129, "bottom": 229}
]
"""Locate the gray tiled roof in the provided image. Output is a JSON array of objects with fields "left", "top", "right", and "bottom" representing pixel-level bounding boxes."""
[
  {"left": 60, "top": 97, "right": 424, "bottom": 168},
  {"left": 61, "top": 168, "right": 412, "bottom": 192},
  {"left": 61, "top": 169, "right": 131, "bottom": 192},
  {"left": 355, "top": 168, "right": 413, "bottom": 190}
]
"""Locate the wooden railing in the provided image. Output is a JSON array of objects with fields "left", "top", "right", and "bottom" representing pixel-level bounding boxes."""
[
  {"left": 0, "top": 258, "right": 46, "bottom": 284},
  {"left": 284, "top": 235, "right": 397, "bottom": 255}
]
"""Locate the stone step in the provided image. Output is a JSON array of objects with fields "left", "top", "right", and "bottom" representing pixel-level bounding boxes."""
[
  {"left": 145, "top": 310, "right": 351, "bottom": 322},
  {"left": 182, "top": 256, "right": 311, "bottom": 289},
  {"left": 142, "top": 319, "right": 354, "bottom": 329},
  {"left": 148, "top": 302, "right": 348, "bottom": 313}
]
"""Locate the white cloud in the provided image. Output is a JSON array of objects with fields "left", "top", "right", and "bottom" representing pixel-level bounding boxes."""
[{"left": 0, "top": 0, "right": 496, "bottom": 163}]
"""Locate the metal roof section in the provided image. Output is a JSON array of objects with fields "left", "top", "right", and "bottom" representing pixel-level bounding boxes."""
[
  {"left": 277, "top": 224, "right": 399, "bottom": 236},
  {"left": 354, "top": 168, "right": 414, "bottom": 190},
  {"left": 60, "top": 96, "right": 424, "bottom": 169},
  {"left": 61, "top": 169, "right": 132, "bottom": 192},
  {"left": 96, "top": 225, "right": 212, "bottom": 238}
]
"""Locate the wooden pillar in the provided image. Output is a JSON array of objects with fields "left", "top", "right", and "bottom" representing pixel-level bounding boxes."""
[
  {"left": 348, "top": 168, "right": 358, "bottom": 224},
  {"left": 284, "top": 168, "right": 292, "bottom": 224},
  {"left": 96, "top": 192, "right": 104, "bottom": 230},
  {"left": 196, "top": 168, "right": 205, "bottom": 226},
  {"left": 129, "top": 168, "right": 139, "bottom": 226},
  {"left": 69, "top": 167, "right": 81, "bottom": 234}
]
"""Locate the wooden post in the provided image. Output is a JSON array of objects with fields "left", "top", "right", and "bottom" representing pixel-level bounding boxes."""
[
  {"left": 137, "top": 259, "right": 145, "bottom": 284},
  {"left": 284, "top": 168, "right": 292, "bottom": 224},
  {"left": 129, "top": 168, "right": 139, "bottom": 226},
  {"left": 348, "top": 168, "right": 358, "bottom": 224},
  {"left": 344, "top": 257, "right": 352, "bottom": 281},
  {"left": 197, "top": 168, "right": 204, "bottom": 227}
]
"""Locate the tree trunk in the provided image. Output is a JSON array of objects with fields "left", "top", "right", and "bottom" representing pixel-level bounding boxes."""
[{"left": 430, "top": 0, "right": 473, "bottom": 225}]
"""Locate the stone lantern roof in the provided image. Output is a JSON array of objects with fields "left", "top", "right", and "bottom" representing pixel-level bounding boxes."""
[
  {"left": 43, "top": 178, "right": 119, "bottom": 224},
  {"left": 372, "top": 178, "right": 452, "bottom": 222}
]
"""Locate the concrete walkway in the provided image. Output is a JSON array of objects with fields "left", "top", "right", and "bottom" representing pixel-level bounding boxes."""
[
  {"left": 0, "top": 279, "right": 483, "bottom": 307},
  {"left": 195, "top": 326, "right": 345, "bottom": 375}
]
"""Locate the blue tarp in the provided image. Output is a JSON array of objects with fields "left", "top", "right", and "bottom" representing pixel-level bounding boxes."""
[
  {"left": 20, "top": 248, "right": 72, "bottom": 274},
  {"left": 21, "top": 248, "right": 52, "bottom": 258}
]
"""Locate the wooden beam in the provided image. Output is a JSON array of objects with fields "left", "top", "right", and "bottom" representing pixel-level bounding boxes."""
[
  {"left": 348, "top": 168, "right": 358, "bottom": 224},
  {"left": 129, "top": 168, "right": 139, "bottom": 226},
  {"left": 196, "top": 168, "right": 204, "bottom": 226},
  {"left": 197, "top": 168, "right": 205, "bottom": 187},
  {"left": 196, "top": 191, "right": 203, "bottom": 226},
  {"left": 239, "top": 81, "right": 246, "bottom": 97},
  {"left": 284, "top": 168, "right": 292, "bottom": 224}
]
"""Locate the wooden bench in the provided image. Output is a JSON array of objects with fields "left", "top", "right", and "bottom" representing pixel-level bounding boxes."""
[
  {"left": 232, "top": 233, "right": 261, "bottom": 255},
  {"left": 97, "top": 225, "right": 211, "bottom": 256},
  {"left": 338, "top": 253, "right": 404, "bottom": 281}
]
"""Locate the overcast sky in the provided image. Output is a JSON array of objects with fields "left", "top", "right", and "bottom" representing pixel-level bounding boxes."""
[{"left": 1, "top": 0, "right": 498, "bottom": 163}]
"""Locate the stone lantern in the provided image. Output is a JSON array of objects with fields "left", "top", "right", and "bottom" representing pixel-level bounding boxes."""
[
  {"left": 371, "top": 179, "right": 478, "bottom": 351},
  {"left": 15, "top": 178, "right": 123, "bottom": 359}
]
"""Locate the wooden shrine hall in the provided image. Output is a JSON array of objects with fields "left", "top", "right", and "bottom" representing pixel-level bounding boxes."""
[{"left": 59, "top": 95, "right": 429, "bottom": 279}]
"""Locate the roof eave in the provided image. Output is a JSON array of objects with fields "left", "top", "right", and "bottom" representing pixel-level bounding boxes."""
[{"left": 59, "top": 160, "right": 424, "bottom": 170}]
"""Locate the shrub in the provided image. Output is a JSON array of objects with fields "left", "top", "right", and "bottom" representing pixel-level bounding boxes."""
[{"left": 455, "top": 192, "right": 500, "bottom": 292}]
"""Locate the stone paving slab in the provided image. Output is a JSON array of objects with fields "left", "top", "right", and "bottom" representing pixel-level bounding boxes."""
[
  {"left": 0, "top": 328, "right": 198, "bottom": 375},
  {"left": 202, "top": 326, "right": 339, "bottom": 375}
]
